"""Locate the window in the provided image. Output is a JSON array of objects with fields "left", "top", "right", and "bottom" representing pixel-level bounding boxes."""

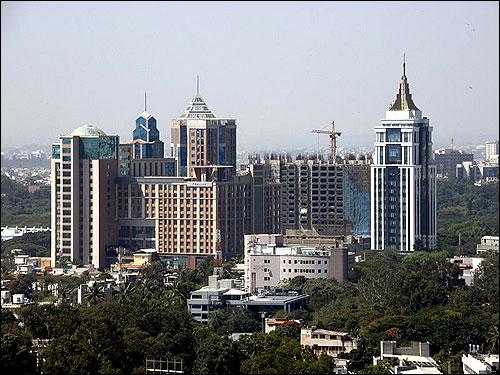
[
  {"left": 264, "top": 277, "right": 270, "bottom": 281},
  {"left": 387, "top": 129, "right": 401, "bottom": 142},
  {"left": 263, "top": 259, "right": 270, "bottom": 264}
]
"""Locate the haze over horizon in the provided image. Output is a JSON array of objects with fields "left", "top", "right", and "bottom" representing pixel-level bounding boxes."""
[{"left": 1, "top": 2, "right": 498, "bottom": 151}]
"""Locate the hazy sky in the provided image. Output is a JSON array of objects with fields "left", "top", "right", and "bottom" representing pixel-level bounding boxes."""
[{"left": 1, "top": 1, "right": 499, "bottom": 151}]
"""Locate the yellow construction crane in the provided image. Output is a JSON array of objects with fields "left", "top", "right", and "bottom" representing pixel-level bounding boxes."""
[{"left": 311, "top": 121, "right": 342, "bottom": 163}]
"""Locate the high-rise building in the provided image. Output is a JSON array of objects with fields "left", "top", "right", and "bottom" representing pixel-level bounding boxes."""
[
  {"left": 247, "top": 154, "right": 349, "bottom": 237},
  {"left": 115, "top": 88, "right": 266, "bottom": 263},
  {"left": 118, "top": 109, "right": 175, "bottom": 177},
  {"left": 51, "top": 125, "right": 119, "bottom": 269},
  {"left": 485, "top": 140, "right": 499, "bottom": 163},
  {"left": 371, "top": 60, "right": 437, "bottom": 251},
  {"left": 129, "top": 110, "right": 164, "bottom": 159},
  {"left": 170, "top": 83, "right": 236, "bottom": 180},
  {"left": 434, "top": 148, "right": 474, "bottom": 178}
]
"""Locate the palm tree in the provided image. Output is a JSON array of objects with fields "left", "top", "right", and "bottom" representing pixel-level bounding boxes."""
[
  {"left": 163, "top": 279, "right": 187, "bottom": 305},
  {"left": 487, "top": 325, "right": 499, "bottom": 354},
  {"left": 208, "top": 309, "right": 225, "bottom": 331},
  {"left": 58, "top": 283, "right": 76, "bottom": 304},
  {"left": 84, "top": 283, "right": 104, "bottom": 306},
  {"left": 114, "top": 281, "right": 135, "bottom": 303}
]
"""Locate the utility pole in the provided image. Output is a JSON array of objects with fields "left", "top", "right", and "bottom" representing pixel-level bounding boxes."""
[{"left": 311, "top": 121, "right": 342, "bottom": 163}]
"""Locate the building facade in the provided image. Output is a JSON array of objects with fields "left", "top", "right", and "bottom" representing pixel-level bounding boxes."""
[
  {"left": 130, "top": 111, "right": 164, "bottom": 159},
  {"left": 170, "top": 88, "right": 236, "bottom": 180},
  {"left": 371, "top": 61, "right": 437, "bottom": 251},
  {"left": 485, "top": 140, "right": 499, "bottom": 162},
  {"left": 51, "top": 125, "right": 118, "bottom": 269},
  {"left": 300, "top": 327, "right": 358, "bottom": 358},
  {"left": 434, "top": 148, "right": 474, "bottom": 178},
  {"left": 244, "top": 234, "right": 349, "bottom": 293},
  {"left": 247, "top": 154, "right": 348, "bottom": 237}
]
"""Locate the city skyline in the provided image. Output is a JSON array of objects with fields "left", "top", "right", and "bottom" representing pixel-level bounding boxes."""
[{"left": 1, "top": 2, "right": 499, "bottom": 151}]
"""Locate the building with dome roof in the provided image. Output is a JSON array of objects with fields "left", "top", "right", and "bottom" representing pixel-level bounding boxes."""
[
  {"left": 70, "top": 124, "right": 108, "bottom": 137},
  {"left": 51, "top": 125, "right": 119, "bottom": 269}
]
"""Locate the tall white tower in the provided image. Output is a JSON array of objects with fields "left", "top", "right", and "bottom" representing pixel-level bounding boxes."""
[{"left": 371, "top": 59, "right": 437, "bottom": 251}]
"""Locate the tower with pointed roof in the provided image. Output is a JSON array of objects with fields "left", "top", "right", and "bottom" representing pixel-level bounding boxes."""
[
  {"left": 170, "top": 78, "right": 236, "bottom": 179},
  {"left": 370, "top": 59, "right": 437, "bottom": 251},
  {"left": 129, "top": 95, "right": 164, "bottom": 159}
]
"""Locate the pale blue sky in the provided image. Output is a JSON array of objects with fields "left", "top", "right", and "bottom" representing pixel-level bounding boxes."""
[{"left": 1, "top": 1, "right": 498, "bottom": 151}]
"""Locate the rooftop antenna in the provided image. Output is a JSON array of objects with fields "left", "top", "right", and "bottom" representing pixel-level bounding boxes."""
[
  {"left": 144, "top": 92, "right": 147, "bottom": 112},
  {"left": 196, "top": 75, "right": 200, "bottom": 95},
  {"left": 451, "top": 137, "right": 454, "bottom": 149}
]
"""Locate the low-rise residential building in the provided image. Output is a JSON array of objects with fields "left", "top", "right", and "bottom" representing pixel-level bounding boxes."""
[
  {"left": 373, "top": 341, "right": 442, "bottom": 374},
  {"left": 449, "top": 256, "right": 484, "bottom": 286},
  {"left": 476, "top": 236, "right": 499, "bottom": 255},
  {"left": 462, "top": 352, "right": 499, "bottom": 374},
  {"left": 244, "top": 234, "right": 349, "bottom": 293},
  {"left": 264, "top": 318, "right": 302, "bottom": 333},
  {"left": 300, "top": 327, "right": 358, "bottom": 358},
  {"left": 187, "top": 273, "right": 308, "bottom": 323},
  {"left": 13, "top": 255, "right": 52, "bottom": 274}
]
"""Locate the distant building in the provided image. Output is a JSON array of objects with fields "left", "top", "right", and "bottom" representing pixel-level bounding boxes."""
[
  {"left": 434, "top": 148, "right": 474, "bottom": 178},
  {"left": 300, "top": 327, "right": 358, "bottom": 358},
  {"left": 374, "top": 341, "right": 442, "bottom": 374},
  {"left": 244, "top": 234, "right": 349, "bottom": 293},
  {"left": 485, "top": 140, "right": 499, "bottom": 163},
  {"left": 476, "top": 236, "right": 499, "bottom": 254},
  {"left": 456, "top": 161, "right": 499, "bottom": 182},
  {"left": 371, "top": 60, "right": 437, "bottom": 251}
]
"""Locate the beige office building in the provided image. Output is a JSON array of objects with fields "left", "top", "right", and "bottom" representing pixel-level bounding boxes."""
[{"left": 51, "top": 125, "right": 118, "bottom": 269}]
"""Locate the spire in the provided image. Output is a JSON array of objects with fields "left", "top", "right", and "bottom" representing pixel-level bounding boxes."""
[
  {"left": 389, "top": 55, "right": 419, "bottom": 111},
  {"left": 403, "top": 53, "right": 406, "bottom": 77},
  {"left": 196, "top": 75, "right": 200, "bottom": 96},
  {"left": 144, "top": 92, "right": 147, "bottom": 112}
]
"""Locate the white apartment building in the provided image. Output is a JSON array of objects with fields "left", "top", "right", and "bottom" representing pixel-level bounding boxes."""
[
  {"left": 371, "top": 60, "right": 437, "bottom": 251},
  {"left": 485, "top": 141, "right": 499, "bottom": 163},
  {"left": 244, "top": 234, "right": 348, "bottom": 293},
  {"left": 300, "top": 327, "right": 358, "bottom": 358},
  {"left": 476, "top": 236, "right": 499, "bottom": 254},
  {"left": 462, "top": 353, "right": 499, "bottom": 374},
  {"left": 374, "top": 341, "right": 442, "bottom": 374}
]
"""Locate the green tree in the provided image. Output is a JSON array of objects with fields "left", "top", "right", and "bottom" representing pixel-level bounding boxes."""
[
  {"left": 0, "top": 333, "right": 37, "bottom": 375},
  {"left": 85, "top": 283, "right": 105, "bottom": 306}
]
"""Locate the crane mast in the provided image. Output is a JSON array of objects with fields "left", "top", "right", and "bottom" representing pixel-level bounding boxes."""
[{"left": 311, "top": 121, "right": 342, "bottom": 163}]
